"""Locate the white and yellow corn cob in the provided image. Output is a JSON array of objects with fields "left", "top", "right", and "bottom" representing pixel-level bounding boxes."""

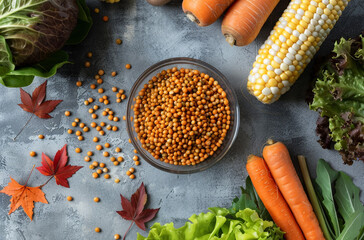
[{"left": 247, "top": 0, "right": 350, "bottom": 104}]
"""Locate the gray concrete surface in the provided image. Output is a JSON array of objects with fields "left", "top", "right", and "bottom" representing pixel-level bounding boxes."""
[{"left": 0, "top": 0, "right": 363, "bottom": 239}]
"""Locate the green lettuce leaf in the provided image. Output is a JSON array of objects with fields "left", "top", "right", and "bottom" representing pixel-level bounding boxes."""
[
  {"left": 137, "top": 208, "right": 284, "bottom": 240},
  {"left": 310, "top": 34, "right": 364, "bottom": 164}
]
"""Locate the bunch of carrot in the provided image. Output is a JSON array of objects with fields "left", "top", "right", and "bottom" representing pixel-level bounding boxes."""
[
  {"left": 182, "top": 0, "right": 280, "bottom": 46},
  {"left": 246, "top": 141, "right": 325, "bottom": 240}
]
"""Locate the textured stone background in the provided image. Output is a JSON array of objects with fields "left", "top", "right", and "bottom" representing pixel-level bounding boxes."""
[{"left": 0, "top": 0, "right": 363, "bottom": 239}]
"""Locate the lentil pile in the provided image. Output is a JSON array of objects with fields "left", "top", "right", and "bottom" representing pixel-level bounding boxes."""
[{"left": 133, "top": 67, "right": 231, "bottom": 165}]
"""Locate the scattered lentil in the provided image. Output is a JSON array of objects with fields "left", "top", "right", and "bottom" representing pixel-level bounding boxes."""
[
  {"left": 104, "top": 174, "right": 110, "bottom": 179},
  {"left": 94, "top": 197, "right": 100, "bottom": 202},
  {"left": 111, "top": 72, "right": 117, "bottom": 77},
  {"left": 92, "top": 161, "right": 99, "bottom": 167},
  {"left": 99, "top": 130, "right": 105, "bottom": 135},
  {"left": 115, "top": 147, "right": 121, "bottom": 152},
  {"left": 114, "top": 179, "right": 120, "bottom": 183},
  {"left": 29, "top": 151, "right": 36, "bottom": 157},
  {"left": 94, "top": 8, "right": 99, "bottom": 13},
  {"left": 105, "top": 143, "right": 110, "bottom": 148},
  {"left": 79, "top": 123, "right": 85, "bottom": 128},
  {"left": 99, "top": 163, "right": 106, "bottom": 168},
  {"left": 92, "top": 172, "right": 99, "bottom": 178},
  {"left": 95, "top": 227, "right": 101, "bottom": 233},
  {"left": 71, "top": 122, "right": 77, "bottom": 127},
  {"left": 117, "top": 156, "right": 124, "bottom": 162},
  {"left": 96, "top": 169, "right": 102, "bottom": 174},
  {"left": 75, "top": 148, "right": 81, "bottom": 153},
  {"left": 38, "top": 134, "right": 44, "bottom": 139},
  {"left": 96, "top": 145, "right": 103, "bottom": 151},
  {"left": 115, "top": 38, "right": 122, "bottom": 45},
  {"left": 103, "top": 167, "right": 109, "bottom": 173},
  {"left": 125, "top": 64, "right": 131, "bottom": 69},
  {"left": 102, "top": 16, "right": 109, "bottom": 22},
  {"left": 97, "top": 79, "right": 103, "bottom": 84},
  {"left": 64, "top": 111, "right": 71, "bottom": 116},
  {"left": 87, "top": 52, "right": 93, "bottom": 58},
  {"left": 112, "top": 126, "right": 118, "bottom": 131},
  {"left": 103, "top": 152, "right": 109, "bottom": 157},
  {"left": 110, "top": 156, "right": 116, "bottom": 162},
  {"left": 92, "top": 114, "right": 98, "bottom": 119},
  {"left": 76, "top": 81, "right": 82, "bottom": 87},
  {"left": 78, "top": 136, "right": 84, "bottom": 141},
  {"left": 129, "top": 174, "right": 135, "bottom": 179},
  {"left": 84, "top": 156, "right": 91, "bottom": 162},
  {"left": 90, "top": 84, "right": 96, "bottom": 89},
  {"left": 113, "top": 161, "right": 119, "bottom": 166},
  {"left": 84, "top": 61, "right": 91, "bottom": 68},
  {"left": 66, "top": 196, "right": 73, "bottom": 201},
  {"left": 75, "top": 131, "right": 82, "bottom": 136}
]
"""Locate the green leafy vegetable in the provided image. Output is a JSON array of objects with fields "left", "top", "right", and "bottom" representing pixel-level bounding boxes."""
[
  {"left": 0, "top": 0, "right": 92, "bottom": 88},
  {"left": 309, "top": 33, "right": 364, "bottom": 164},
  {"left": 137, "top": 208, "right": 284, "bottom": 240},
  {"left": 300, "top": 158, "right": 364, "bottom": 240},
  {"left": 138, "top": 178, "right": 281, "bottom": 240}
]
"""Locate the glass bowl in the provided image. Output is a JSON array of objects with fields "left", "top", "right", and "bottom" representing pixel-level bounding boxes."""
[{"left": 126, "top": 58, "right": 240, "bottom": 174}]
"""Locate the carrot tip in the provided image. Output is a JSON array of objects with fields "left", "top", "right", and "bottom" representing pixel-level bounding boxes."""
[
  {"left": 186, "top": 12, "right": 199, "bottom": 24},
  {"left": 225, "top": 34, "right": 236, "bottom": 46},
  {"left": 266, "top": 139, "right": 275, "bottom": 145}
]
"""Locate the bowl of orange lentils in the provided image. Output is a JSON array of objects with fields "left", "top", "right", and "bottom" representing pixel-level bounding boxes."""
[{"left": 126, "top": 58, "right": 240, "bottom": 173}]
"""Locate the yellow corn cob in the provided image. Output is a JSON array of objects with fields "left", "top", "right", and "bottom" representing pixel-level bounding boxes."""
[
  {"left": 101, "top": 0, "right": 120, "bottom": 3},
  {"left": 247, "top": 0, "right": 350, "bottom": 104}
]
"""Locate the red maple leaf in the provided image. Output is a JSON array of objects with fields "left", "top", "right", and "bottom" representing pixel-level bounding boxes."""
[
  {"left": 18, "top": 80, "right": 62, "bottom": 119},
  {"left": 0, "top": 167, "right": 48, "bottom": 221},
  {"left": 36, "top": 145, "right": 82, "bottom": 188},
  {"left": 117, "top": 183, "right": 159, "bottom": 239},
  {"left": 14, "top": 80, "right": 62, "bottom": 140}
]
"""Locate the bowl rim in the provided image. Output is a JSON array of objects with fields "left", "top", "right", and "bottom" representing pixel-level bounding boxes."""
[{"left": 126, "top": 57, "right": 240, "bottom": 174}]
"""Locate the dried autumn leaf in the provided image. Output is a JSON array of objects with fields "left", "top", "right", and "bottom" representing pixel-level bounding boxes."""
[
  {"left": 14, "top": 80, "right": 62, "bottom": 140},
  {"left": 36, "top": 144, "right": 82, "bottom": 188},
  {"left": 0, "top": 171, "right": 48, "bottom": 221},
  {"left": 117, "top": 183, "right": 159, "bottom": 239}
]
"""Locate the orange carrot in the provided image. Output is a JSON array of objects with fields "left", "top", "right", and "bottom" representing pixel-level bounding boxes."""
[
  {"left": 246, "top": 155, "right": 305, "bottom": 240},
  {"left": 221, "top": 0, "right": 280, "bottom": 46},
  {"left": 182, "top": 0, "right": 235, "bottom": 27},
  {"left": 263, "top": 141, "right": 325, "bottom": 240}
]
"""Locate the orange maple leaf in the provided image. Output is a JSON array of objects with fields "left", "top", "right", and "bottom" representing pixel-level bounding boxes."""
[{"left": 0, "top": 177, "right": 48, "bottom": 220}]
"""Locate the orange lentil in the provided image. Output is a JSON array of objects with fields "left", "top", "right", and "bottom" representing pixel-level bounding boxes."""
[
  {"left": 71, "top": 122, "right": 77, "bottom": 127},
  {"left": 113, "top": 117, "right": 119, "bottom": 122},
  {"left": 108, "top": 110, "right": 114, "bottom": 115},
  {"left": 98, "top": 88, "right": 104, "bottom": 94},
  {"left": 102, "top": 111, "right": 108, "bottom": 116},
  {"left": 99, "top": 130, "right": 105, "bottom": 136},
  {"left": 84, "top": 61, "right": 91, "bottom": 68},
  {"left": 94, "top": 8, "right": 99, "bottom": 13},
  {"left": 79, "top": 123, "right": 85, "bottom": 128},
  {"left": 103, "top": 152, "right": 109, "bottom": 157},
  {"left": 99, "top": 98, "right": 104, "bottom": 103},
  {"left": 92, "top": 161, "right": 99, "bottom": 167},
  {"left": 76, "top": 81, "right": 82, "bottom": 87},
  {"left": 111, "top": 72, "right": 117, "bottom": 77},
  {"left": 94, "top": 197, "right": 100, "bottom": 202},
  {"left": 84, "top": 100, "right": 89, "bottom": 106},
  {"left": 103, "top": 96, "right": 108, "bottom": 100},
  {"left": 106, "top": 125, "right": 112, "bottom": 131},
  {"left": 115, "top": 147, "right": 121, "bottom": 152},
  {"left": 92, "top": 114, "right": 98, "bottom": 119},
  {"left": 87, "top": 52, "right": 93, "bottom": 58},
  {"left": 110, "top": 156, "right": 116, "bottom": 162},
  {"left": 128, "top": 139, "right": 132, "bottom": 143},
  {"left": 96, "top": 145, "right": 103, "bottom": 151},
  {"left": 95, "top": 75, "right": 100, "bottom": 80},
  {"left": 104, "top": 174, "right": 110, "bottom": 179},
  {"left": 78, "top": 136, "right": 84, "bottom": 141},
  {"left": 105, "top": 143, "right": 110, "bottom": 148},
  {"left": 93, "top": 137, "right": 99, "bottom": 142},
  {"left": 93, "top": 105, "right": 99, "bottom": 110},
  {"left": 129, "top": 174, "right": 135, "bottom": 179},
  {"left": 113, "top": 161, "right": 119, "bottom": 166},
  {"left": 115, "top": 38, "right": 122, "bottom": 45},
  {"left": 129, "top": 168, "right": 135, "bottom": 173},
  {"left": 103, "top": 167, "right": 108, "bottom": 173},
  {"left": 99, "top": 163, "right": 105, "bottom": 168},
  {"left": 126, "top": 171, "right": 131, "bottom": 176},
  {"left": 114, "top": 179, "right": 120, "bottom": 183},
  {"left": 67, "top": 196, "right": 73, "bottom": 201},
  {"left": 87, "top": 151, "right": 93, "bottom": 156},
  {"left": 102, "top": 16, "right": 109, "bottom": 22},
  {"left": 89, "top": 165, "right": 95, "bottom": 170},
  {"left": 90, "top": 84, "right": 96, "bottom": 89},
  {"left": 122, "top": 116, "right": 126, "bottom": 121},
  {"left": 83, "top": 127, "right": 89, "bottom": 132},
  {"left": 112, "top": 126, "right": 118, "bottom": 131},
  {"left": 29, "top": 151, "right": 36, "bottom": 157},
  {"left": 100, "top": 122, "right": 106, "bottom": 127},
  {"left": 84, "top": 156, "right": 91, "bottom": 162},
  {"left": 121, "top": 94, "right": 126, "bottom": 100},
  {"left": 125, "top": 64, "right": 131, "bottom": 69},
  {"left": 88, "top": 108, "right": 94, "bottom": 114},
  {"left": 88, "top": 98, "right": 94, "bottom": 103},
  {"left": 96, "top": 126, "right": 102, "bottom": 131},
  {"left": 133, "top": 156, "right": 139, "bottom": 161},
  {"left": 116, "top": 98, "right": 121, "bottom": 103},
  {"left": 104, "top": 99, "right": 109, "bottom": 105},
  {"left": 91, "top": 122, "right": 97, "bottom": 128},
  {"left": 117, "top": 156, "right": 124, "bottom": 162},
  {"left": 94, "top": 227, "right": 101, "bottom": 233},
  {"left": 75, "top": 148, "right": 81, "bottom": 153},
  {"left": 38, "top": 134, "right": 44, "bottom": 139},
  {"left": 119, "top": 89, "right": 124, "bottom": 94},
  {"left": 98, "top": 70, "right": 105, "bottom": 76},
  {"left": 133, "top": 149, "right": 138, "bottom": 154},
  {"left": 64, "top": 111, "right": 71, "bottom": 116},
  {"left": 97, "top": 79, "right": 103, "bottom": 84},
  {"left": 112, "top": 87, "right": 118, "bottom": 92},
  {"left": 68, "top": 129, "right": 73, "bottom": 134},
  {"left": 114, "top": 234, "right": 121, "bottom": 239},
  {"left": 96, "top": 169, "right": 102, "bottom": 174},
  {"left": 108, "top": 115, "right": 113, "bottom": 121},
  {"left": 135, "top": 161, "right": 140, "bottom": 166},
  {"left": 75, "top": 131, "right": 82, "bottom": 136},
  {"left": 92, "top": 172, "right": 99, "bottom": 179}
]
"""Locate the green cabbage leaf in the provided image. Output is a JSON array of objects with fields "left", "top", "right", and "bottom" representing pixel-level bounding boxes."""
[{"left": 0, "top": 0, "right": 92, "bottom": 87}]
